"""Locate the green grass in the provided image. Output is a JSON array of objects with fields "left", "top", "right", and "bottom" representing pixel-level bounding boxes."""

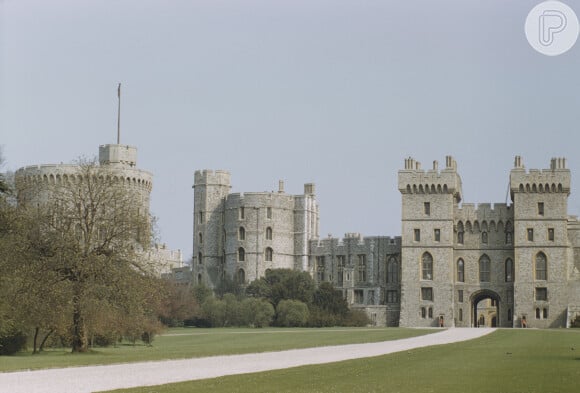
[
  {"left": 0, "top": 327, "right": 433, "bottom": 372},
  {"left": 103, "top": 329, "right": 580, "bottom": 393}
]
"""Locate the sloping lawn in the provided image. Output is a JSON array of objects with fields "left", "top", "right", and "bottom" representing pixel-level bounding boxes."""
[
  {"left": 0, "top": 327, "right": 433, "bottom": 372},
  {"left": 104, "top": 329, "right": 580, "bottom": 393}
]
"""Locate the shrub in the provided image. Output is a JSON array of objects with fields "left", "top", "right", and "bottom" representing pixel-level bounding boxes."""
[
  {"left": 308, "top": 307, "right": 339, "bottom": 327},
  {"left": 0, "top": 330, "right": 27, "bottom": 355},
  {"left": 201, "top": 297, "right": 226, "bottom": 327},
  {"left": 276, "top": 300, "right": 309, "bottom": 327},
  {"left": 241, "top": 298, "right": 274, "bottom": 328},
  {"left": 344, "top": 308, "right": 371, "bottom": 327}
]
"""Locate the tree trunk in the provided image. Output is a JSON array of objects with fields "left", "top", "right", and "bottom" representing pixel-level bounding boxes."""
[
  {"left": 71, "top": 293, "right": 88, "bottom": 353},
  {"left": 32, "top": 327, "right": 40, "bottom": 354},
  {"left": 39, "top": 328, "right": 55, "bottom": 352}
]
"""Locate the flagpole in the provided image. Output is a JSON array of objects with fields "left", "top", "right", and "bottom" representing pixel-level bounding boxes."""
[{"left": 117, "top": 83, "right": 121, "bottom": 145}]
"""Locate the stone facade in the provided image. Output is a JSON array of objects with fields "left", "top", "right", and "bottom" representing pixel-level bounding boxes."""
[{"left": 196, "top": 156, "right": 580, "bottom": 328}]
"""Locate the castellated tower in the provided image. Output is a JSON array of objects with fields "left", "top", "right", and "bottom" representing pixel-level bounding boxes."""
[
  {"left": 510, "top": 156, "right": 570, "bottom": 328},
  {"left": 192, "top": 170, "right": 231, "bottom": 288},
  {"left": 193, "top": 172, "right": 319, "bottom": 289},
  {"left": 398, "top": 156, "right": 462, "bottom": 327}
]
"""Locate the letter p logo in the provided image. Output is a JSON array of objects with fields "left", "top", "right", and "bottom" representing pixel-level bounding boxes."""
[
  {"left": 526, "top": 1, "right": 579, "bottom": 56},
  {"left": 540, "top": 10, "right": 567, "bottom": 46}
]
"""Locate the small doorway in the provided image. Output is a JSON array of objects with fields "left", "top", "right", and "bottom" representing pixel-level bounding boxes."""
[{"left": 471, "top": 289, "right": 500, "bottom": 328}]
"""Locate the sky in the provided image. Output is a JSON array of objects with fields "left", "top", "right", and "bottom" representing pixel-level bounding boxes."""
[{"left": 1, "top": 0, "right": 580, "bottom": 261}]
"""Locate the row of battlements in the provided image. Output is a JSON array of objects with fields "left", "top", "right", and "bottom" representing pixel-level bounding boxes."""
[
  {"left": 312, "top": 234, "right": 402, "bottom": 248},
  {"left": 513, "top": 156, "right": 568, "bottom": 170},
  {"left": 456, "top": 203, "right": 513, "bottom": 219},
  {"left": 402, "top": 156, "right": 457, "bottom": 172}
]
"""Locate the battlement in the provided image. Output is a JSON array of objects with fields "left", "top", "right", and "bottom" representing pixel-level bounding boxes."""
[
  {"left": 398, "top": 156, "right": 462, "bottom": 202},
  {"left": 313, "top": 235, "right": 401, "bottom": 248},
  {"left": 193, "top": 170, "right": 231, "bottom": 187},
  {"left": 455, "top": 203, "right": 513, "bottom": 222},
  {"left": 510, "top": 156, "right": 570, "bottom": 195},
  {"left": 99, "top": 144, "right": 137, "bottom": 167}
]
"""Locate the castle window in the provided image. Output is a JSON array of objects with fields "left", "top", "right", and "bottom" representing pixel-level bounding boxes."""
[
  {"left": 368, "top": 290, "right": 375, "bottom": 305},
  {"left": 458, "top": 231, "right": 464, "bottom": 244},
  {"left": 421, "top": 307, "right": 426, "bottom": 319},
  {"left": 548, "top": 228, "right": 554, "bottom": 241},
  {"left": 265, "top": 247, "right": 273, "bottom": 262},
  {"left": 506, "top": 232, "right": 512, "bottom": 244},
  {"left": 458, "top": 289, "right": 464, "bottom": 303},
  {"left": 535, "top": 308, "right": 541, "bottom": 319},
  {"left": 387, "top": 257, "right": 398, "bottom": 284},
  {"left": 538, "top": 202, "right": 544, "bottom": 216},
  {"left": 357, "top": 255, "right": 367, "bottom": 282},
  {"left": 424, "top": 202, "right": 430, "bottom": 216},
  {"left": 434, "top": 229, "right": 441, "bottom": 242},
  {"left": 316, "top": 256, "right": 325, "bottom": 281},
  {"left": 266, "top": 227, "right": 272, "bottom": 240},
  {"left": 535, "top": 252, "right": 547, "bottom": 280},
  {"left": 428, "top": 307, "right": 433, "bottom": 319},
  {"left": 482, "top": 231, "right": 488, "bottom": 244},
  {"left": 386, "top": 290, "right": 398, "bottom": 303},
  {"left": 239, "top": 227, "right": 246, "bottom": 240},
  {"left": 198, "top": 273, "right": 202, "bottom": 284},
  {"left": 543, "top": 308, "right": 548, "bottom": 319},
  {"left": 198, "top": 252, "right": 202, "bottom": 265},
  {"left": 198, "top": 233, "right": 203, "bottom": 244},
  {"left": 414, "top": 229, "right": 421, "bottom": 242},
  {"left": 267, "top": 207, "right": 272, "bottom": 219},
  {"left": 459, "top": 308, "right": 463, "bottom": 322},
  {"left": 457, "top": 259, "right": 465, "bottom": 282},
  {"left": 237, "top": 268, "right": 245, "bottom": 284},
  {"left": 238, "top": 247, "right": 245, "bottom": 262},
  {"left": 198, "top": 211, "right": 204, "bottom": 224},
  {"left": 535, "top": 287, "right": 547, "bottom": 301},
  {"left": 421, "top": 287, "right": 433, "bottom": 301},
  {"left": 337, "top": 255, "right": 345, "bottom": 286},
  {"left": 527, "top": 228, "right": 534, "bottom": 241},
  {"left": 239, "top": 207, "right": 245, "bottom": 219},
  {"left": 354, "top": 290, "right": 364, "bottom": 304},
  {"left": 422, "top": 252, "right": 433, "bottom": 280},
  {"left": 505, "top": 258, "right": 514, "bottom": 282},
  {"left": 479, "top": 255, "right": 491, "bottom": 282}
]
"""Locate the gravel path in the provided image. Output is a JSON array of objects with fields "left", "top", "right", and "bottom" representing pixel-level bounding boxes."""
[{"left": 0, "top": 328, "right": 495, "bottom": 393}]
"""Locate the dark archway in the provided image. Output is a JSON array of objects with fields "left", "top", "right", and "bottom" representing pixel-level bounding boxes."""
[{"left": 470, "top": 289, "right": 500, "bottom": 328}]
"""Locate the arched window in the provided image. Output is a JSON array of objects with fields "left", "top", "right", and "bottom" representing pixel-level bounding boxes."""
[
  {"left": 266, "top": 227, "right": 272, "bottom": 240},
  {"left": 421, "top": 307, "right": 426, "bottom": 319},
  {"left": 238, "top": 247, "right": 245, "bottom": 262},
  {"left": 459, "top": 308, "right": 463, "bottom": 322},
  {"left": 387, "top": 257, "right": 398, "bottom": 284},
  {"left": 421, "top": 252, "right": 433, "bottom": 280},
  {"left": 479, "top": 255, "right": 491, "bottom": 282},
  {"left": 265, "top": 247, "right": 273, "bottom": 261},
  {"left": 543, "top": 308, "right": 548, "bottom": 319},
  {"left": 457, "top": 221, "right": 464, "bottom": 244},
  {"left": 535, "top": 308, "right": 541, "bottom": 319},
  {"left": 197, "top": 273, "right": 202, "bottom": 284},
  {"left": 428, "top": 307, "right": 433, "bottom": 319},
  {"left": 505, "top": 258, "right": 514, "bottom": 282},
  {"left": 457, "top": 259, "right": 465, "bottom": 282},
  {"left": 198, "top": 252, "right": 202, "bottom": 265},
  {"left": 535, "top": 252, "right": 547, "bottom": 280},
  {"left": 239, "top": 227, "right": 246, "bottom": 240},
  {"left": 482, "top": 232, "right": 488, "bottom": 244},
  {"left": 198, "top": 233, "right": 203, "bottom": 244},
  {"left": 237, "top": 268, "right": 245, "bottom": 284}
]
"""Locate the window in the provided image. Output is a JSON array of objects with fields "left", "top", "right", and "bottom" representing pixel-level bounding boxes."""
[
  {"left": 237, "top": 268, "right": 245, "bottom": 284},
  {"left": 198, "top": 211, "right": 204, "bottom": 224},
  {"left": 505, "top": 258, "right": 514, "bottom": 282},
  {"left": 536, "top": 308, "right": 541, "bottom": 319},
  {"left": 387, "top": 257, "right": 398, "bottom": 284},
  {"left": 198, "top": 233, "right": 203, "bottom": 244},
  {"left": 457, "top": 259, "right": 465, "bottom": 282},
  {"left": 386, "top": 290, "right": 398, "bottom": 303},
  {"left": 414, "top": 229, "right": 421, "bottom": 242},
  {"left": 428, "top": 307, "right": 433, "bottom": 319},
  {"left": 535, "top": 252, "right": 547, "bottom": 280},
  {"left": 548, "top": 228, "right": 554, "bottom": 241},
  {"left": 421, "top": 287, "right": 433, "bottom": 301},
  {"left": 267, "top": 207, "right": 272, "bottom": 219},
  {"left": 459, "top": 308, "right": 463, "bottom": 321},
  {"left": 479, "top": 255, "right": 491, "bottom": 282},
  {"left": 538, "top": 202, "right": 544, "bottom": 216},
  {"left": 458, "top": 231, "right": 464, "bottom": 244},
  {"left": 543, "top": 308, "right": 548, "bottom": 319},
  {"left": 238, "top": 247, "right": 245, "bottom": 262},
  {"left": 368, "top": 290, "right": 375, "bottom": 305},
  {"left": 354, "top": 290, "right": 364, "bottom": 304},
  {"left": 265, "top": 247, "right": 273, "bottom": 262},
  {"left": 535, "top": 287, "right": 547, "bottom": 301},
  {"left": 239, "top": 226, "right": 246, "bottom": 240},
  {"left": 424, "top": 202, "right": 430, "bottom": 215},
  {"left": 482, "top": 231, "right": 488, "bottom": 244},
  {"left": 357, "top": 255, "right": 367, "bottom": 282},
  {"left": 266, "top": 227, "right": 272, "bottom": 240},
  {"left": 337, "top": 255, "right": 345, "bottom": 285},
  {"left": 239, "top": 207, "right": 245, "bottom": 219},
  {"left": 527, "top": 228, "right": 534, "bottom": 241},
  {"left": 198, "top": 252, "right": 202, "bottom": 265},
  {"left": 422, "top": 252, "right": 433, "bottom": 280},
  {"left": 316, "top": 256, "right": 325, "bottom": 281},
  {"left": 506, "top": 231, "right": 512, "bottom": 244},
  {"left": 434, "top": 229, "right": 441, "bottom": 242},
  {"left": 458, "top": 290, "right": 464, "bottom": 303},
  {"left": 421, "top": 307, "right": 426, "bottom": 319}
]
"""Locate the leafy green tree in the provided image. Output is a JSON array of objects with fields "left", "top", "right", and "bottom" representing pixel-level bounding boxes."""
[
  {"left": 246, "top": 269, "right": 315, "bottom": 308},
  {"left": 201, "top": 297, "right": 226, "bottom": 327},
  {"left": 240, "top": 298, "right": 274, "bottom": 328},
  {"left": 223, "top": 293, "right": 243, "bottom": 326},
  {"left": 276, "top": 299, "right": 309, "bottom": 327}
]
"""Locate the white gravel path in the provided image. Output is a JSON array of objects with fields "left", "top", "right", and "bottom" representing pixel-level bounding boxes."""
[{"left": 0, "top": 328, "right": 495, "bottom": 393}]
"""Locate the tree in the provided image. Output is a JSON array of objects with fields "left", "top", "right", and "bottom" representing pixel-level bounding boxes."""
[
  {"left": 276, "top": 299, "right": 309, "bottom": 327},
  {"left": 246, "top": 269, "right": 315, "bottom": 309},
  {"left": 15, "top": 159, "right": 157, "bottom": 352},
  {"left": 240, "top": 298, "right": 274, "bottom": 328}
]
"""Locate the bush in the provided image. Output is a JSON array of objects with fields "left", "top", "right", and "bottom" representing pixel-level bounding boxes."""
[
  {"left": 201, "top": 297, "right": 226, "bottom": 327},
  {"left": 308, "top": 307, "right": 339, "bottom": 327},
  {"left": 0, "top": 330, "right": 27, "bottom": 355},
  {"left": 276, "top": 300, "right": 309, "bottom": 327},
  {"left": 241, "top": 298, "right": 274, "bottom": 328},
  {"left": 344, "top": 308, "right": 371, "bottom": 327}
]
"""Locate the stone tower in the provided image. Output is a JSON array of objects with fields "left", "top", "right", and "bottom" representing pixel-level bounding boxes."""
[
  {"left": 510, "top": 156, "right": 570, "bottom": 327},
  {"left": 192, "top": 170, "right": 231, "bottom": 288},
  {"left": 398, "top": 156, "right": 463, "bottom": 327}
]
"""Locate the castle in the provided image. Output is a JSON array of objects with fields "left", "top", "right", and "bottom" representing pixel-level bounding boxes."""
[{"left": 194, "top": 156, "right": 580, "bottom": 328}]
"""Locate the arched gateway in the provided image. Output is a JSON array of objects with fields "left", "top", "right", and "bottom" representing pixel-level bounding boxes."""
[{"left": 470, "top": 289, "right": 500, "bottom": 328}]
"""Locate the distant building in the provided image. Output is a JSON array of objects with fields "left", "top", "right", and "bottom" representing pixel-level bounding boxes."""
[{"left": 195, "top": 156, "right": 580, "bottom": 328}]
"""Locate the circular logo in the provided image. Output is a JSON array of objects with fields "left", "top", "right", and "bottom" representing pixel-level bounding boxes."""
[{"left": 525, "top": 1, "right": 579, "bottom": 56}]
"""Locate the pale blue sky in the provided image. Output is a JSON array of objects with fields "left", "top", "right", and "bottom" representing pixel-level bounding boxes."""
[{"left": 2, "top": 0, "right": 580, "bottom": 260}]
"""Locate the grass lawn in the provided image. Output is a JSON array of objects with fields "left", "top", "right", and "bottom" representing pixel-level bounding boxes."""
[
  {"left": 0, "top": 327, "right": 433, "bottom": 372},
  {"left": 103, "top": 329, "right": 580, "bottom": 393}
]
